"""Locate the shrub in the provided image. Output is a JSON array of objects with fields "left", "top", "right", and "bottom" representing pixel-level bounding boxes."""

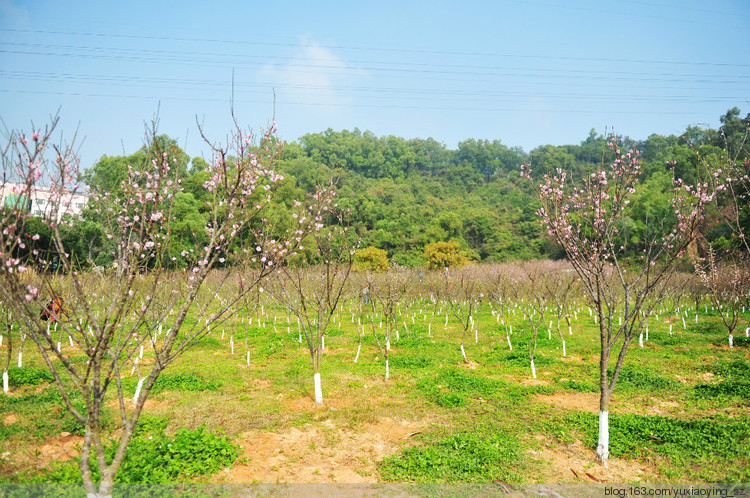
[
  {"left": 354, "top": 246, "right": 389, "bottom": 271},
  {"left": 423, "top": 241, "right": 468, "bottom": 270}
]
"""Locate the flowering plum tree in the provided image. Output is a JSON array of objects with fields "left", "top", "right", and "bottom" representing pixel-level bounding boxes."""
[
  {"left": 442, "top": 266, "right": 480, "bottom": 363},
  {"left": 694, "top": 128, "right": 750, "bottom": 345},
  {"left": 543, "top": 264, "right": 577, "bottom": 358},
  {"left": 365, "top": 265, "right": 415, "bottom": 380},
  {"left": 269, "top": 211, "right": 357, "bottom": 404},
  {"left": 508, "top": 262, "right": 548, "bottom": 378},
  {"left": 522, "top": 136, "right": 712, "bottom": 466},
  {"left": 0, "top": 114, "right": 331, "bottom": 496}
]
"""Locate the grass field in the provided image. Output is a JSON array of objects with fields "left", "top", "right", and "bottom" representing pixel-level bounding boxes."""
[{"left": 1, "top": 298, "right": 748, "bottom": 484}]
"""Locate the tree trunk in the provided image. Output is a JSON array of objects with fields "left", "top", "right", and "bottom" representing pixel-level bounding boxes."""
[
  {"left": 313, "top": 371, "right": 323, "bottom": 404},
  {"left": 596, "top": 391, "right": 610, "bottom": 466},
  {"left": 91, "top": 480, "right": 114, "bottom": 498}
]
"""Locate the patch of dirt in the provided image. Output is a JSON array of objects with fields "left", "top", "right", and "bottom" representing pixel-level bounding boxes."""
[
  {"left": 5, "top": 384, "right": 47, "bottom": 397},
  {"left": 538, "top": 392, "right": 599, "bottom": 413},
  {"left": 37, "top": 432, "right": 83, "bottom": 463},
  {"left": 222, "top": 416, "right": 423, "bottom": 483},
  {"left": 536, "top": 392, "right": 685, "bottom": 417},
  {"left": 104, "top": 396, "right": 167, "bottom": 414},
  {"left": 561, "top": 356, "right": 584, "bottom": 362},
  {"left": 521, "top": 378, "right": 551, "bottom": 386},
  {"left": 529, "top": 439, "right": 659, "bottom": 483},
  {"left": 3, "top": 414, "right": 18, "bottom": 425},
  {"left": 251, "top": 379, "right": 272, "bottom": 389},
  {"left": 457, "top": 360, "right": 480, "bottom": 369}
]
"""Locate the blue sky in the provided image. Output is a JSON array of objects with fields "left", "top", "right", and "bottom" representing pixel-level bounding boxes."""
[{"left": 1, "top": 0, "right": 748, "bottom": 169}]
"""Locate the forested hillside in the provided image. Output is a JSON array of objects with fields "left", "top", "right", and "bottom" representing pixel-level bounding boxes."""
[
  {"left": 275, "top": 107, "right": 749, "bottom": 265},
  {"left": 26, "top": 107, "right": 750, "bottom": 268}
]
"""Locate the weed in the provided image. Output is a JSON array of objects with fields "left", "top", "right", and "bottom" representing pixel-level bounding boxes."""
[
  {"left": 120, "top": 373, "right": 221, "bottom": 395},
  {"left": 499, "top": 351, "right": 557, "bottom": 368},
  {"left": 694, "top": 360, "right": 750, "bottom": 404},
  {"left": 6, "top": 367, "right": 54, "bottom": 387},
  {"left": 570, "top": 412, "right": 750, "bottom": 481},
  {"left": 435, "top": 392, "right": 466, "bottom": 408},
  {"left": 607, "top": 364, "right": 678, "bottom": 391},
  {"left": 379, "top": 430, "right": 523, "bottom": 482},
  {"left": 389, "top": 356, "right": 432, "bottom": 369},
  {"left": 22, "top": 426, "right": 239, "bottom": 484},
  {"left": 558, "top": 379, "right": 597, "bottom": 392}
]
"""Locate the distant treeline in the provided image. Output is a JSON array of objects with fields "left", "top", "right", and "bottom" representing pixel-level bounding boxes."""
[{"left": 17, "top": 107, "right": 750, "bottom": 268}]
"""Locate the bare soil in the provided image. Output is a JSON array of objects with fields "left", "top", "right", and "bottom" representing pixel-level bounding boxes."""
[
  {"left": 221, "top": 415, "right": 423, "bottom": 483},
  {"left": 529, "top": 436, "right": 659, "bottom": 483},
  {"left": 37, "top": 432, "right": 84, "bottom": 463}
]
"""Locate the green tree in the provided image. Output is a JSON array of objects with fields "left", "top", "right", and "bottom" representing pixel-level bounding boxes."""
[
  {"left": 354, "top": 246, "right": 389, "bottom": 271},
  {"left": 423, "top": 240, "right": 469, "bottom": 269}
]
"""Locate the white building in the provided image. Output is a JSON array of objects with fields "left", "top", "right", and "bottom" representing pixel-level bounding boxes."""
[{"left": 1, "top": 182, "right": 88, "bottom": 221}]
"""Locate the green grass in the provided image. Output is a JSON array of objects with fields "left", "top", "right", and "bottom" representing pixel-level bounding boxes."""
[
  {"left": 570, "top": 412, "right": 750, "bottom": 482},
  {"left": 608, "top": 364, "right": 679, "bottom": 392},
  {"left": 6, "top": 366, "right": 54, "bottom": 387},
  {"left": 20, "top": 426, "right": 239, "bottom": 484},
  {"left": 2, "top": 298, "right": 748, "bottom": 485},
  {"left": 119, "top": 372, "right": 222, "bottom": 396},
  {"left": 379, "top": 429, "right": 524, "bottom": 482},
  {"left": 694, "top": 359, "right": 750, "bottom": 403}
]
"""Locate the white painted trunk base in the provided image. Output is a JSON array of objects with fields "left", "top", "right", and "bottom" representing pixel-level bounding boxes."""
[
  {"left": 461, "top": 344, "right": 467, "bottom": 362},
  {"left": 530, "top": 359, "right": 537, "bottom": 379},
  {"left": 385, "top": 359, "right": 389, "bottom": 381},
  {"left": 314, "top": 372, "right": 323, "bottom": 404},
  {"left": 507, "top": 335, "right": 513, "bottom": 351},
  {"left": 596, "top": 410, "right": 609, "bottom": 467},
  {"left": 2, "top": 370, "right": 8, "bottom": 393},
  {"left": 354, "top": 343, "right": 361, "bottom": 363},
  {"left": 17, "top": 352, "right": 22, "bottom": 368},
  {"left": 562, "top": 339, "right": 566, "bottom": 358},
  {"left": 133, "top": 377, "right": 146, "bottom": 406}
]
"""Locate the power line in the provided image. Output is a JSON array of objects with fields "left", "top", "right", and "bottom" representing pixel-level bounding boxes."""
[
  {"left": 0, "top": 70, "right": 744, "bottom": 104},
  {"left": 2, "top": 27, "right": 749, "bottom": 69},
  {"left": 1, "top": 41, "right": 748, "bottom": 80}
]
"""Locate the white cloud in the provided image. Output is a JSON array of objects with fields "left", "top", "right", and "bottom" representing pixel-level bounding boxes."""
[{"left": 257, "top": 36, "right": 367, "bottom": 111}]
